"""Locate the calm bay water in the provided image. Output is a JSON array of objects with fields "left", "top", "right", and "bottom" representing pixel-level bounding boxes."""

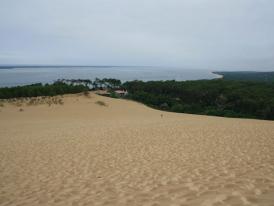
[{"left": 0, "top": 66, "right": 220, "bottom": 87}]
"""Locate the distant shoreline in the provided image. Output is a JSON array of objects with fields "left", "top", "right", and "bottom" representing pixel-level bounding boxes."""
[
  {"left": 0, "top": 65, "right": 121, "bottom": 69},
  {"left": 0, "top": 67, "right": 219, "bottom": 87}
]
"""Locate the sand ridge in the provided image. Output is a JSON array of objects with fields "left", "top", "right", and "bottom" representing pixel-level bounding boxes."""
[{"left": 0, "top": 92, "right": 274, "bottom": 206}]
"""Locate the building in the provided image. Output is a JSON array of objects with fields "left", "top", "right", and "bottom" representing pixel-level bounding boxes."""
[{"left": 114, "top": 90, "right": 128, "bottom": 97}]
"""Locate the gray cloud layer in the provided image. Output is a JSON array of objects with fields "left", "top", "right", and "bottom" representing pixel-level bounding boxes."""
[{"left": 1, "top": 0, "right": 274, "bottom": 70}]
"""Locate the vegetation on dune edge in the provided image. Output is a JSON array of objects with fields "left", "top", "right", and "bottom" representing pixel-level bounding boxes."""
[
  {"left": 0, "top": 78, "right": 274, "bottom": 120},
  {"left": 123, "top": 79, "right": 274, "bottom": 120},
  {"left": 0, "top": 82, "right": 88, "bottom": 99}
]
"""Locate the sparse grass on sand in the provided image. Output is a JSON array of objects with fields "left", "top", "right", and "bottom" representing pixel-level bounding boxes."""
[
  {"left": 58, "top": 98, "right": 64, "bottom": 105},
  {"left": 0, "top": 96, "right": 65, "bottom": 107},
  {"left": 83, "top": 91, "right": 91, "bottom": 97},
  {"left": 0, "top": 96, "right": 66, "bottom": 112},
  {"left": 15, "top": 102, "right": 23, "bottom": 107},
  {"left": 95, "top": 100, "right": 107, "bottom": 106}
]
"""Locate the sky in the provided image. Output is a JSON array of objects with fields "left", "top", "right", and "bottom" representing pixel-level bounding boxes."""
[{"left": 0, "top": 0, "right": 274, "bottom": 70}]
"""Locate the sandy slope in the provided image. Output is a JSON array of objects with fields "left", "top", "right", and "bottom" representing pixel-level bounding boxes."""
[{"left": 0, "top": 93, "right": 274, "bottom": 206}]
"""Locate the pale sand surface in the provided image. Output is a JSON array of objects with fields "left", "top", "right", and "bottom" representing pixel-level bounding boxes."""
[{"left": 0, "top": 93, "right": 274, "bottom": 206}]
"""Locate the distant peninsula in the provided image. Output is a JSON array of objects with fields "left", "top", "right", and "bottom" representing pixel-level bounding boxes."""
[{"left": 213, "top": 71, "right": 274, "bottom": 82}]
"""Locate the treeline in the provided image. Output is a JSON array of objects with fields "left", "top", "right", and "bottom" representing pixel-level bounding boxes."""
[
  {"left": 0, "top": 82, "right": 88, "bottom": 99},
  {"left": 123, "top": 79, "right": 274, "bottom": 120},
  {"left": 1, "top": 78, "right": 274, "bottom": 120},
  {"left": 0, "top": 78, "right": 123, "bottom": 99}
]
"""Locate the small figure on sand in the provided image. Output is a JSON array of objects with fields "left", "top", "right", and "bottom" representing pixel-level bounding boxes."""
[{"left": 161, "top": 114, "right": 163, "bottom": 118}]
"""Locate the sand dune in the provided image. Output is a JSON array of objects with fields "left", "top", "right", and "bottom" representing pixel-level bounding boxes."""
[{"left": 0, "top": 93, "right": 274, "bottom": 206}]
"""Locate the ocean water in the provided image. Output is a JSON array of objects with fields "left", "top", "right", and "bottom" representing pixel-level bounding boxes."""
[{"left": 0, "top": 66, "right": 220, "bottom": 87}]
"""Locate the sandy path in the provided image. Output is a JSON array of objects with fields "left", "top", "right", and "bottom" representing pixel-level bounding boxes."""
[{"left": 0, "top": 93, "right": 274, "bottom": 206}]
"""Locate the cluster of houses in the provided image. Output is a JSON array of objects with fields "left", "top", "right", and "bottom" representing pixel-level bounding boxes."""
[
  {"left": 113, "top": 90, "right": 128, "bottom": 97},
  {"left": 96, "top": 89, "right": 128, "bottom": 97}
]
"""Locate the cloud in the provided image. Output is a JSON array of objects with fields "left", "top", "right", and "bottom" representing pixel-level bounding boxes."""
[{"left": 0, "top": 0, "right": 274, "bottom": 69}]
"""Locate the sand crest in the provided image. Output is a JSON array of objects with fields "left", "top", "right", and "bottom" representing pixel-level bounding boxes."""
[{"left": 1, "top": 93, "right": 274, "bottom": 206}]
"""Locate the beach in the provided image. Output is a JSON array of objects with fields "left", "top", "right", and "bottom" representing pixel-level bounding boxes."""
[{"left": 0, "top": 93, "right": 274, "bottom": 206}]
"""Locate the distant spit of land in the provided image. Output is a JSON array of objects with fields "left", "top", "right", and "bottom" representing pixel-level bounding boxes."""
[{"left": 213, "top": 71, "right": 274, "bottom": 82}]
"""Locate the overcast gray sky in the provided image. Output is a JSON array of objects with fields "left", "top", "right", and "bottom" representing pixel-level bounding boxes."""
[{"left": 0, "top": 0, "right": 274, "bottom": 70}]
